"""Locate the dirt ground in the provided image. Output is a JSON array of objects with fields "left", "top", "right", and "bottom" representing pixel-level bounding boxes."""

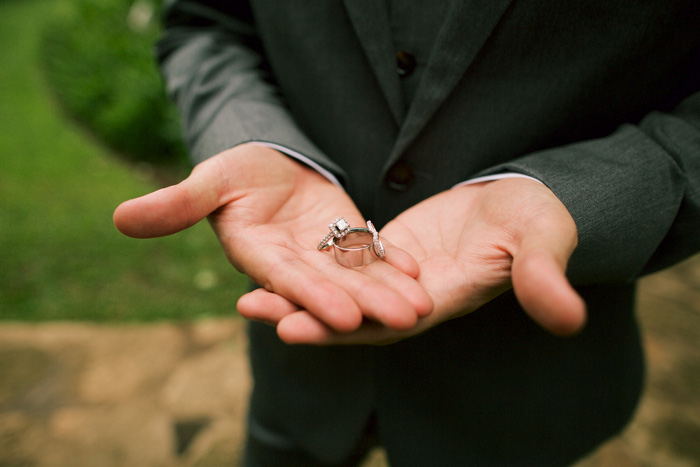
[{"left": 1, "top": 254, "right": 699, "bottom": 466}]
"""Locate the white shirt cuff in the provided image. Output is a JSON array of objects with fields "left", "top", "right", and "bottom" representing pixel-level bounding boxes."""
[
  {"left": 250, "top": 141, "right": 344, "bottom": 189},
  {"left": 452, "top": 173, "right": 544, "bottom": 188}
]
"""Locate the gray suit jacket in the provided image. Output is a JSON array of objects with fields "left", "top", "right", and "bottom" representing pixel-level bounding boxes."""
[{"left": 158, "top": 1, "right": 700, "bottom": 465}]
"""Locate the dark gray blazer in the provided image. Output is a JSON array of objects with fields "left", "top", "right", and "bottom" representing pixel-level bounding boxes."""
[{"left": 158, "top": 1, "right": 700, "bottom": 465}]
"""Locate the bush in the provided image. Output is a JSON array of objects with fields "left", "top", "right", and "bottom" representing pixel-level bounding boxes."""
[{"left": 42, "top": 0, "right": 188, "bottom": 168}]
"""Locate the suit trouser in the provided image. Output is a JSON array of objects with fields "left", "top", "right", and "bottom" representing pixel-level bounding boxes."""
[
  {"left": 242, "top": 285, "right": 645, "bottom": 466},
  {"left": 243, "top": 411, "right": 379, "bottom": 467}
]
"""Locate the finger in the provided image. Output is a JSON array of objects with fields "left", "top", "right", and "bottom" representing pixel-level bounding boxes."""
[
  {"left": 346, "top": 278, "right": 420, "bottom": 330},
  {"left": 361, "top": 258, "right": 433, "bottom": 319},
  {"left": 310, "top": 258, "right": 430, "bottom": 331},
  {"left": 276, "top": 311, "right": 334, "bottom": 343},
  {"left": 277, "top": 311, "right": 415, "bottom": 346},
  {"left": 113, "top": 158, "right": 227, "bottom": 238},
  {"left": 258, "top": 253, "right": 365, "bottom": 332},
  {"left": 511, "top": 231, "right": 586, "bottom": 335},
  {"left": 250, "top": 239, "right": 427, "bottom": 332},
  {"left": 237, "top": 288, "right": 300, "bottom": 325},
  {"left": 380, "top": 238, "right": 421, "bottom": 279}
]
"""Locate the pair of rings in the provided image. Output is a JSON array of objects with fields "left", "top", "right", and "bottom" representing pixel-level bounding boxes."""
[{"left": 317, "top": 217, "right": 386, "bottom": 268}]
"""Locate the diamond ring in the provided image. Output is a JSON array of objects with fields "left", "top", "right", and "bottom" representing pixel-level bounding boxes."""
[{"left": 317, "top": 217, "right": 352, "bottom": 250}]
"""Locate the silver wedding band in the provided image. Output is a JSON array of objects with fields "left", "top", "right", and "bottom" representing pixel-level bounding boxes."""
[{"left": 333, "top": 229, "right": 377, "bottom": 267}]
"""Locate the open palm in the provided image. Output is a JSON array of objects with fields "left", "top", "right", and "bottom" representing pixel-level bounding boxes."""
[
  {"left": 266, "top": 178, "right": 586, "bottom": 344},
  {"left": 114, "top": 145, "right": 432, "bottom": 332}
]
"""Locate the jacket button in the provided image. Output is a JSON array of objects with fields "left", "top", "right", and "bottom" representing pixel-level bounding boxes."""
[
  {"left": 396, "top": 51, "right": 416, "bottom": 77},
  {"left": 386, "top": 161, "right": 415, "bottom": 191}
]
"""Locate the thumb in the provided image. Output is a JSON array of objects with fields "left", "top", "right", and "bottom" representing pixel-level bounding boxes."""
[
  {"left": 511, "top": 224, "right": 586, "bottom": 336},
  {"left": 113, "top": 159, "right": 226, "bottom": 238}
]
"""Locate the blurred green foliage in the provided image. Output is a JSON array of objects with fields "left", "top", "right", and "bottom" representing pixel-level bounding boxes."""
[
  {"left": 41, "top": 0, "right": 187, "bottom": 167},
  {"left": 1, "top": 0, "right": 248, "bottom": 322}
]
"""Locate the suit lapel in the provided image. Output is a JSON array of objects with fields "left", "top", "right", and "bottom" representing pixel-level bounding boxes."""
[
  {"left": 388, "top": 0, "right": 513, "bottom": 165},
  {"left": 343, "top": 0, "right": 406, "bottom": 125}
]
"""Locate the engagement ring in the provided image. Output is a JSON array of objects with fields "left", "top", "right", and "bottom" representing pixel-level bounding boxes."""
[{"left": 317, "top": 217, "right": 352, "bottom": 250}]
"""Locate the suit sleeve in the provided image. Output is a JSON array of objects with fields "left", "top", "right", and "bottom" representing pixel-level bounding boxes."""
[
  {"left": 156, "top": 0, "right": 346, "bottom": 181},
  {"left": 478, "top": 89, "right": 700, "bottom": 284}
]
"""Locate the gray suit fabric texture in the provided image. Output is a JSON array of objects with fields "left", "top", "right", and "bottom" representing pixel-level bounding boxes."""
[{"left": 157, "top": 1, "right": 700, "bottom": 465}]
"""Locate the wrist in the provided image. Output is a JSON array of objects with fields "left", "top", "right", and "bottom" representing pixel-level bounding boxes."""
[{"left": 215, "top": 143, "right": 337, "bottom": 190}]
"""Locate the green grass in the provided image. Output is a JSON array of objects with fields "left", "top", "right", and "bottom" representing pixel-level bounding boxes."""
[
  {"left": 41, "top": 0, "right": 188, "bottom": 166},
  {"left": 0, "top": 0, "right": 249, "bottom": 321}
]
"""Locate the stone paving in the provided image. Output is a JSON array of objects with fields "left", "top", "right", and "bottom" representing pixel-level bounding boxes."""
[{"left": 1, "top": 255, "right": 699, "bottom": 466}]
